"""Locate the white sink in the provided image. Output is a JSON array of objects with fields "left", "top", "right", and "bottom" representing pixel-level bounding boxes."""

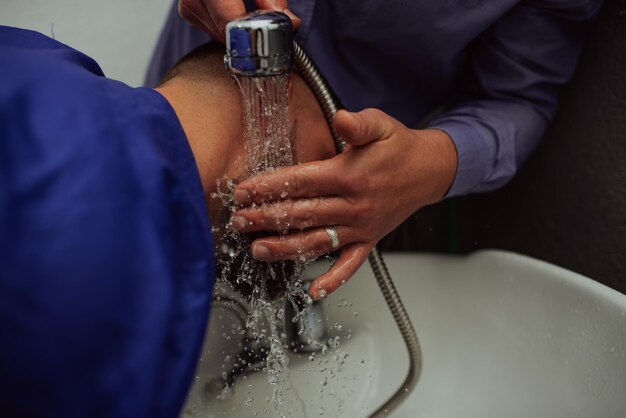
[{"left": 181, "top": 251, "right": 626, "bottom": 418}]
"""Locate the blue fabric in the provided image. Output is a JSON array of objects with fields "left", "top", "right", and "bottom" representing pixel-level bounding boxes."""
[
  {"left": 145, "top": 1, "right": 210, "bottom": 88},
  {"left": 0, "top": 26, "right": 215, "bottom": 418},
  {"left": 146, "top": 0, "right": 602, "bottom": 196}
]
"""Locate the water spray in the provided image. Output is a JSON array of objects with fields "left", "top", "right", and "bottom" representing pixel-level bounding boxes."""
[{"left": 223, "top": 11, "right": 422, "bottom": 417}]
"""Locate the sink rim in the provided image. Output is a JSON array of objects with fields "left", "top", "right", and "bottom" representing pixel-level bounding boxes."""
[{"left": 386, "top": 248, "right": 626, "bottom": 307}]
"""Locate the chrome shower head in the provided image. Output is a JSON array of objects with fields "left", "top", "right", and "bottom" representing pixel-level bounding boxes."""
[{"left": 224, "top": 11, "right": 293, "bottom": 77}]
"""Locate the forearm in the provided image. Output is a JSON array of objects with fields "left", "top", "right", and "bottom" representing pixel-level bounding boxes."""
[
  {"left": 429, "top": 99, "right": 547, "bottom": 196},
  {"left": 431, "top": 0, "right": 602, "bottom": 197},
  {"left": 408, "top": 127, "right": 458, "bottom": 204}
]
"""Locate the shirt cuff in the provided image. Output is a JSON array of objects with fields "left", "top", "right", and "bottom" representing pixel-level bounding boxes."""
[{"left": 428, "top": 119, "right": 492, "bottom": 198}]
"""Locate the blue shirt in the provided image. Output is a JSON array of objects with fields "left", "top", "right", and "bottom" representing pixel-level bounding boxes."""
[
  {"left": 146, "top": 0, "right": 601, "bottom": 196},
  {"left": 0, "top": 27, "right": 214, "bottom": 418}
]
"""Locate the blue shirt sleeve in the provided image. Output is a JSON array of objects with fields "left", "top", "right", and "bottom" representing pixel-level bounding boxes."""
[
  {"left": 145, "top": 0, "right": 210, "bottom": 87},
  {"left": 429, "top": 0, "right": 602, "bottom": 196},
  {"left": 0, "top": 26, "right": 214, "bottom": 418},
  {"left": 149, "top": 0, "right": 602, "bottom": 198}
]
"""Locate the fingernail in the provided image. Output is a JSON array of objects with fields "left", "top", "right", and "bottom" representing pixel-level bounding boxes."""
[
  {"left": 282, "top": 8, "right": 301, "bottom": 25},
  {"left": 230, "top": 215, "right": 249, "bottom": 232},
  {"left": 234, "top": 189, "right": 251, "bottom": 205},
  {"left": 314, "top": 289, "right": 328, "bottom": 300},
  {"left": 308, "top": 281, "right": 323, "bottom": 300},
  {"left": 333, "top": 109, "right": 349, "bottom": 124},
  {"left": 252, "top": 243, "right": 271, "bottom": 260},
  {"left": 343, "top": 110, "right": 358, "bottom": 123}
]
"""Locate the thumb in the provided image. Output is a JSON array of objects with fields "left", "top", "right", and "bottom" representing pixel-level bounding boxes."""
[
  {"left": 255, "top": 0, "right": 301, "bottom": 29},
  {"left": 256, "top": 0, "right": 289, "bottom": 9},
  {"left": 333, "top": 108, "right": 396, "bottom": 147}
]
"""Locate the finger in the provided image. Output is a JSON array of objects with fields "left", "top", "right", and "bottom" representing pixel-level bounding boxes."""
[
  {"left": 179, "top": 1, "right": 221, "bottom": 39},
  {"left": 308, "top": 243, "right": 373, "bottom": 300},
  {"left": 281, "top": 8, "right": 302, "bottom": 29},
  {"left": 255, "top": 0, "right": 301, "bottom": 29},
  {"left": 233, "top": 160, "right": 344, "bottom": 205},
  {"left": 334, "top": 108, "right": 396, "bottom": 147},
  {"left": 248, "top": 226, "right": 353, "bottom": 262},
  {"left": 231, "top": 197, "right": 354, "bottom": 233},
  {"left": 256, "top": 0, "right": 289, "bottom": 9},
  {"left": 203, "top": 0, "right": 247, "bottom": 38}
]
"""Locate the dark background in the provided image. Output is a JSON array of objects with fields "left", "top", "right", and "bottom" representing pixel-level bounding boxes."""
[{"left": 380, "top": 0, "right": 626, "bottom": 294}]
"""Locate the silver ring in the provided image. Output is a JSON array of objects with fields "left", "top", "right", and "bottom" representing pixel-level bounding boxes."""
[{"left": 325, "top": 226, "right": 340, "bottom": 250}]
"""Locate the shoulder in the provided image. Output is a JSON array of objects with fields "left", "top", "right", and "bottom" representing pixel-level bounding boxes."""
[
  {"left": 0, "top": 26, "right": 104, "bottom": 78},
  {"left": 0, "top": 26, "right": 181, "bottom": 175},
  {"left": 0, "top": 26, "right": 111, "bottom": 154},
  {"left": 0, "top": 26, "right": 202, "bottom": 229}
]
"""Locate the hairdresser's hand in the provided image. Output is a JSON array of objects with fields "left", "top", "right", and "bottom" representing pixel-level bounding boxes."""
[
  {"left": 178, "top": 0, "right": 301, "bottom": 42},
  {"left": 230, "top": 108, "right": 458, "bottom": 299}
]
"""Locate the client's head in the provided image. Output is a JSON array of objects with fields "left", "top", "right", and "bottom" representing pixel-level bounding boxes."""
[
  {"left": 155, "top": 42, "right": 335, "bottom": 217},
  {"left": 154, "top": 42, "right": 336, "bottom": 300}
]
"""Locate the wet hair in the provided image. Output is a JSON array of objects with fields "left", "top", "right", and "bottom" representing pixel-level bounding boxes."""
[{"left": 212, "top": 180, "right": 301, "bottom": 302}]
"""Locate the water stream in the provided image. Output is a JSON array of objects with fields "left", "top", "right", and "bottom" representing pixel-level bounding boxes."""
[
  {"left": 213, "top": 74, "right": 309, "bottom": 411},
  {"left": 186, "top": 74, "right": 350, "bottom": 418}
]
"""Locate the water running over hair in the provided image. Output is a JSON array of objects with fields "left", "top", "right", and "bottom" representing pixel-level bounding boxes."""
[{"left": 211, "top": 73, "right": 313, "bottom": 408}]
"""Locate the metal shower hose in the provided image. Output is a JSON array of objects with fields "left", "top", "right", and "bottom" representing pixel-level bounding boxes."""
[{"left": 293, "top": 41, "right": 423, "bottom": 417}]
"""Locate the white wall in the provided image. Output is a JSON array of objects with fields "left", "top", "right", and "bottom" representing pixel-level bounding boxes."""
[{"left": 1, "top": 0, "right": 174, "bottom": 86}]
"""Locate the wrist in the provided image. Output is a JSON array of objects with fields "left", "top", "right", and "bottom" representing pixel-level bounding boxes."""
[{"left": 412, "top": 128, "right": 458, "bottom": 203}]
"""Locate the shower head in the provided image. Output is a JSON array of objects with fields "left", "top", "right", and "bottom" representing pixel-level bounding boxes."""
[{"left": 224, "top": 11, "right": 293, "bottom": 77}]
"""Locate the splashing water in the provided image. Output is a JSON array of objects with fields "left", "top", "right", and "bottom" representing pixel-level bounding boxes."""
[
  {"left": 209, "top": 73, "right": 317, "bottom": 410},
  {"left": 185, "top": 71, "right": 358, "bottom": 418}
]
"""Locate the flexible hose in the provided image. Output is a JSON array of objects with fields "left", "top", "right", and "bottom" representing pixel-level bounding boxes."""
[{"left": 293, "top": 41, "right": 423, "bottom": 417}]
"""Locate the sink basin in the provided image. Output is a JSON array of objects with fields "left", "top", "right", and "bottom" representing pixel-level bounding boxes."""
[{"left": 181, "top": 250, "right": 626, "bottom": 418}]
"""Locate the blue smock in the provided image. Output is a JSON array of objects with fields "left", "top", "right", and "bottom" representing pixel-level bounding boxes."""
[{"left": 0, "top": 26, "right": 215, "bottom": 418}]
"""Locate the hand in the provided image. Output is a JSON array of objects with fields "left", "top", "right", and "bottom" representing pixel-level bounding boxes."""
[
  {"left": 178, "top": 0, "right": 301, "bottom": 42},
  {"left": 230, "top": 109, "right": 458, "bottom": 299}
]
